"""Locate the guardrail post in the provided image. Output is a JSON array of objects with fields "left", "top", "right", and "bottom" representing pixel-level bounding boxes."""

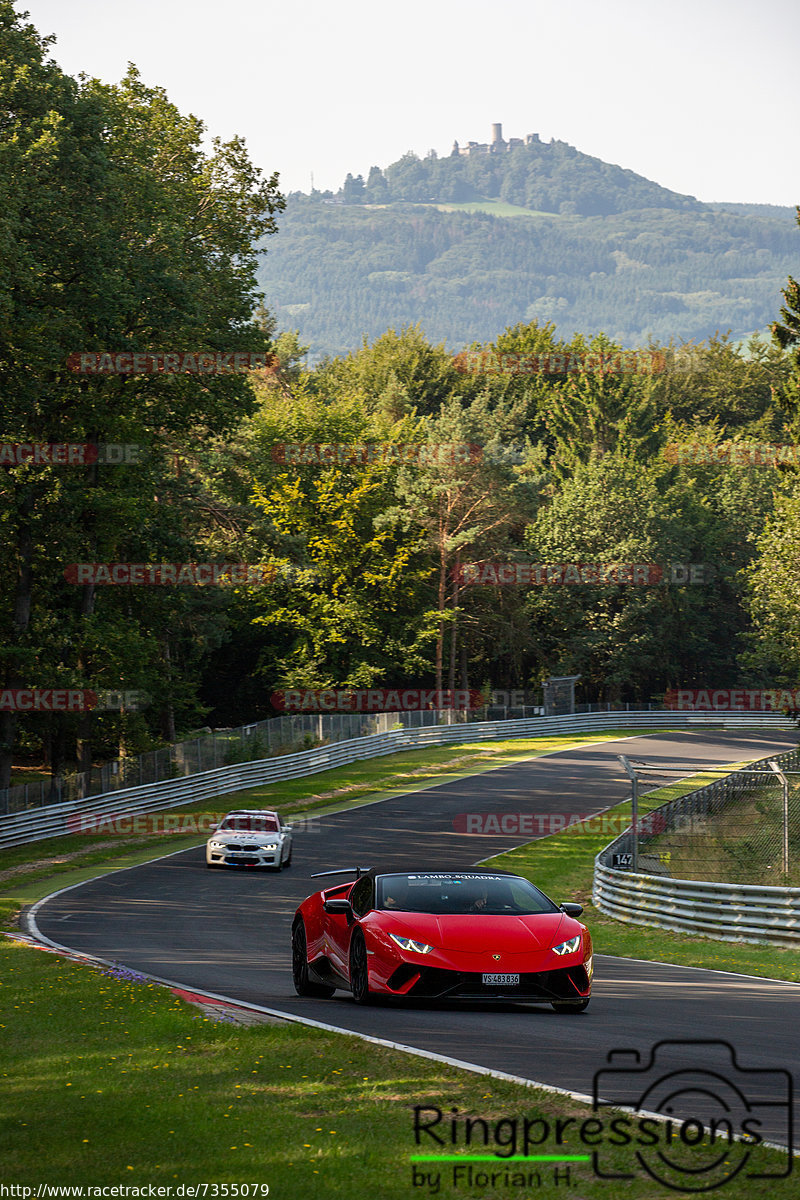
[
  {"left": 768, "top": 760, "right": 790, "bottom": 876},
  {"left": 618, "top": 754, "right": 639, "bottom": 872}
]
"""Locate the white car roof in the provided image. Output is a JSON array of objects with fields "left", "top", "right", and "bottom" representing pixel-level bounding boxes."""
[{"left": 223, "top": 809, "right": 281, "bottom": 818}]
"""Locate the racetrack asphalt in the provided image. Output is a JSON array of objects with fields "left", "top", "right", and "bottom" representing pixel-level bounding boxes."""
[{"left": 30, "top": 729, "right": 800, "bottom": 1143}]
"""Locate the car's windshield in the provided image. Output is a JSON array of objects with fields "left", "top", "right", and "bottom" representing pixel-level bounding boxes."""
[
  {"left": 219, "top": 815, "right": 280, "bottom": 833},
  {"left": 376, "top": 873, "right": 558, "bottom": 915}
]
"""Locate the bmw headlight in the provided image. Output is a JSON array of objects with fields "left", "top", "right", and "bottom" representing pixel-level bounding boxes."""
[
  {"left": 552, "top": 935, "right": 581, "bottom": 956},
  {"left": 262, "top": 843, "right": 279, "bottom": 851},
  {"left": 389, "top": 933, "right": 434, "bottom": 955}
]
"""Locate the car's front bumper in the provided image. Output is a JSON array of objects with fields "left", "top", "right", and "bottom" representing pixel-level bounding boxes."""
[
  {"left": 383, "top": 961, "right": 591, "bottom": 1002},
  {"left": 207, "top": 845, "right": 282, "bottom": 867}
]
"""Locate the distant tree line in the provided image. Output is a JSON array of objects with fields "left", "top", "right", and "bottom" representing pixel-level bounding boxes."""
[{"left": 339, "top": 140, "right": 705, "bottom": 215}]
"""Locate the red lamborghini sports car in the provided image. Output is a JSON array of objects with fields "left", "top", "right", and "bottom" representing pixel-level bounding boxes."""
[{"left": 291, "top": 868, "right": 593, "bottom": 1011}]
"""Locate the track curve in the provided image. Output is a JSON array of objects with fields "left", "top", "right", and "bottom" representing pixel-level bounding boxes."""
[{"left": 30, "top": 730, "right": 800, "bottom": 1140}]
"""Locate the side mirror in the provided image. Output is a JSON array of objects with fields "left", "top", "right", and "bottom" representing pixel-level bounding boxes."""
[
  {"left": 324, "top": 898, "right": 353, "bottom": 917},
  {"left": 208, "top": 823, "right": 219, "bottom": 833},
  {"left": 560, "top": 902, "right": 583, "bottom": 918},
  {"left": 282, "top": 823, "right": 292, "bottom": 832}
]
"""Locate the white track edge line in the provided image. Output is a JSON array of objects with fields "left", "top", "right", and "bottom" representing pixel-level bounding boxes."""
[
  {"left": 16, "top": 922, "right": 799, "bottom": 1160},
  {"left": 595, "top": 953, "right": 800, "bottom": 985}
]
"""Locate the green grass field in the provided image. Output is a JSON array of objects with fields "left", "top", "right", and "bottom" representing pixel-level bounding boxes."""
[
  {"left": 1, "top": 730, "right": 797, "bottom": 1193},
  {"left": 431, "top": 200, "right": 554, "bottom": 218},
  {"left": 3, "top": 932, "right": 791, "bottom": 1197}
]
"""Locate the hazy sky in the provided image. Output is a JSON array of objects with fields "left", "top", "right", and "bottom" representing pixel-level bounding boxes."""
[{"left": 20, "top": 0, "right": 800, "bottom": 206}]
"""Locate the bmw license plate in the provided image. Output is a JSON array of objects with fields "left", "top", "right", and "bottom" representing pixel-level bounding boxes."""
[{"left": 482, "top": 973, "right": 520, "bottom": 986}]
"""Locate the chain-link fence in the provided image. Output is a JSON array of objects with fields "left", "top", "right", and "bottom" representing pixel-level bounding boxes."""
[
  {"left": 0, "top": 710, "right": 409, "bottom": 816},
  {"left": 0, "top": 698, "right": 661, "bottom": 818},
  {"left": 3, "top": 704, "right": 546, "bottom": 817},
  {"left": 618, "top": 748, "right": 800, "bottom": 886}
]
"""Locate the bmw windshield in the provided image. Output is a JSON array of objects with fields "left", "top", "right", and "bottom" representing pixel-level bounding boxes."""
[{"left": 219, "top": 816, "right": 280, "bottom": 833}]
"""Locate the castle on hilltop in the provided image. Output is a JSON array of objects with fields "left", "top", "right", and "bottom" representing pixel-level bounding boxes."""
[{"left": 452, "top": 123, "right": 541, "bottom": 157}]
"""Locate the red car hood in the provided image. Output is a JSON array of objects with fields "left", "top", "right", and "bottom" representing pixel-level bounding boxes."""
[{"left": 380, "top": 912, "right": 575, "bottom": 953}]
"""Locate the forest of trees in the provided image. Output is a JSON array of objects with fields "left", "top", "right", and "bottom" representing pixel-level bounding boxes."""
[
  {"left": 3, "top": 2, "right": 800, "bottom": 788},
  {"left": 258, "top": 196, "right": 798, "bottom": 361}
]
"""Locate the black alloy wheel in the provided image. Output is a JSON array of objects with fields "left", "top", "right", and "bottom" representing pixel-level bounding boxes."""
[
  {"left": 292, "top": 921, "right": 335, "bottom": 998},
  {"left": 349, "top": 929, "right": 374, "bottom": 1005}
]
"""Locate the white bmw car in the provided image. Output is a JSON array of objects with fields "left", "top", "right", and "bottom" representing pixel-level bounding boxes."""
[{"left": 206, "top": 809, "right": 293, "bottom": 870}]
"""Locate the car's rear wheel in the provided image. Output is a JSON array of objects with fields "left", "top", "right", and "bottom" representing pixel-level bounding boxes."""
[
  {"left": 292, "top": 921, "right": 335, "bottom": 998},
  {"left": 349, "top": 929, "right": 374, "bottom": 1005},
  {"left": 551, "top": 998, "right": 590, "bottom": 1013}
]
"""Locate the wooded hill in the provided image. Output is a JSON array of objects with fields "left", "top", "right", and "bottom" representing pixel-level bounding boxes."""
[{"left": 256, "top": 137, "right": 798, "bottom": 360}]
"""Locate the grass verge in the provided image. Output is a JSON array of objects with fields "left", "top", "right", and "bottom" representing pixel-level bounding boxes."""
[
  {"left": 0, "top": 731, "right": 645, "bottom": 905},
  {"left": 0, "top": 933, "right": 792, "bottom": 1196}
]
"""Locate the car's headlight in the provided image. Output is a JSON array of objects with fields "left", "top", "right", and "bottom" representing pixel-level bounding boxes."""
[
  {"left": 552, "top": 935, "right": 581, "bottom": 956},
  {"left": 208, "top": 840, "right": 223, "bottom": 849},
  {"left": 389, "top": 933, "right": 434, "bottom": 954},
  {"left": 262, "top": 843, "right": 278, "bottom": 851}
]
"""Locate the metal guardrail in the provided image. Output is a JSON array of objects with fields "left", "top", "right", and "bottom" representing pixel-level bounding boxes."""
[
  {"left": 0, "top": 709, "right": 791, "bottom": 851},
  {"left": 0, "top": 708, "right": 419, "bottom": 816},
  {"left": 1, "top": 701, "right": 669, "bottom": 816},
  {"left": 593, "top": 745, "right": 800, "bottom": 947}
]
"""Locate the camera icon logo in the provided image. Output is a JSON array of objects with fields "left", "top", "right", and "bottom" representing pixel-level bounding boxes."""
[{"left": 592, "top": 1039, "right": 793, "bottom": 1192}]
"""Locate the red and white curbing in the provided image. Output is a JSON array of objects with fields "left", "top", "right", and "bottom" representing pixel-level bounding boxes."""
[{"left": 2, "top": 931, "right": 280, "bottom": 1024}]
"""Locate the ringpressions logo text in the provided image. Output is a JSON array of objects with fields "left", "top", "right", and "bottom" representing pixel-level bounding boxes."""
[{"left": 409, "top": 1039, "right": 793, "bottom": 1193}]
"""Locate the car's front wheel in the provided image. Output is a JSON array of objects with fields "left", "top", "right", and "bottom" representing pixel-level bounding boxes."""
[
  {"left": 551, "top": 998, "right": 590, "bottom": 1013},
  {"left": 349, "top": 929, "right": 374, "bottom": 1005},
  {"left": 292, "top": 921, "right": 335, "bottom": 998}
]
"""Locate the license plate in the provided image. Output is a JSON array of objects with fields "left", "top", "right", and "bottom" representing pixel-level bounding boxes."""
[{"left": 482, "top": 973, "right": 520, "bottom": 986}]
